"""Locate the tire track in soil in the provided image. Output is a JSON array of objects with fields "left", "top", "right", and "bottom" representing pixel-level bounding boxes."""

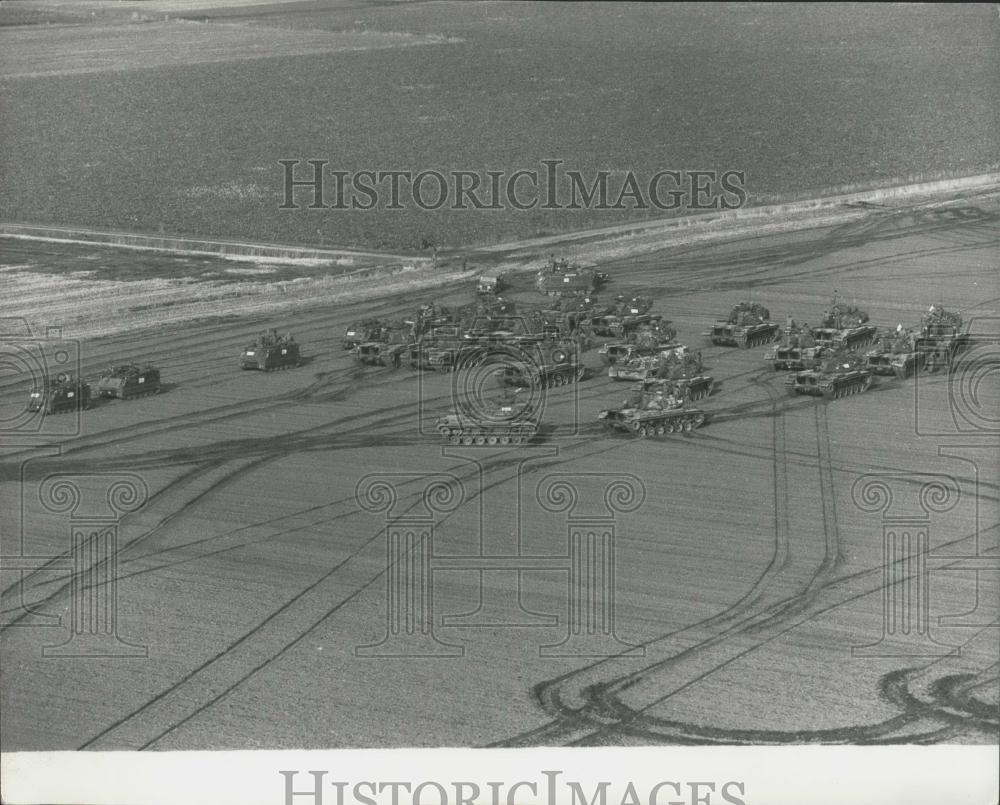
[
  {"left": 493, "top": 371, "right": 798, "bottom": 746},
  {"left": 1, "top": 360, "right": 464, "bottom": 611},
  {"left": 493, "top": 373, "right": 998, "bottom": 746},
  {"left": 75, "top": 437, "right": 631, "bottom": 750}
]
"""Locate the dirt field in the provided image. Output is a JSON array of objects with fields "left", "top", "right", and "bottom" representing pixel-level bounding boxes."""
[{"left": 1, "top": 193, "right": 998, "bottom": 750}]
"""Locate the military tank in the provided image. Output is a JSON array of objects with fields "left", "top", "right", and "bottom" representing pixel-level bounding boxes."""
[
  {"left": 355, "top": 342, "right": 409, "bottom": 368},
  {"left": 705, "top": 301, "right": 780, "bottom": 347},
  {"left": 590, "top": 310, "right": 664, "bottom": 340},
  {"left": 630, "top": 372, "right": 715, "bottom": 404},
  {"left": 27, "top": 373, "right": 91, "bottom": 414},
  {"left": 597, "top": 321, "right": 680, "bottom": 365},
  {"left": 474, "top": 294, "right": 516, "bottom": 318},
  {"left": 343, "top": 319, "right": 386, "bottom": 350},
  {"left": 410, "top": 337, "right": 478, "bottom": 372},
  {"left": 612, "top": 352, "right": 714, "bottom": 398},
  {"left": 434, "top": 388, "right": 538, "bottom": 445},
  {"left": 408, "top": 303, "right": 464, "bottom": 337},
  {"left": 598, "top": 389, "right": 706, "bottom": 437},
  {"left": 810, "top": 302, "right": 877, "bottom": 350},
  {"left": 786, "top": 349, "right": 873, "bottom": 399},
  {"left": 608, "top": 351, "right": 713, "bottom": 397},
  {"left": 916, "top": 304, "right": 967, "bottom": 372},
  {"left": 240, "top": 330, "right": 301, "bottom": 371},
  {"left": 766, "top": 320, "right": 827, "bottom": 370},
  {"left": 95, "top": 364, "right": 161, "bottom": 399},
  {"left": 864, "top": 327, "right": 923, "bottom": 379},
  {"left": 494, "top": 341, "right": 586, "bottom": 389}
]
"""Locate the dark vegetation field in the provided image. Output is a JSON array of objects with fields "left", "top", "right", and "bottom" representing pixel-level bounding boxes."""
[{"left": 1, "top": 2, "right": 998, "bottom": 251}]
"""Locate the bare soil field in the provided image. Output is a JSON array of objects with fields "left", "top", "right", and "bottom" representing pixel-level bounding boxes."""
[
  {"left": 1, "top": 192, "right": 997, "bottom": 749},
  {"left": 0, "top": 19, "right": 459, "bottom": 79},
  {"left": 2, "top": 3, "right": 996, "bottom": 249}
]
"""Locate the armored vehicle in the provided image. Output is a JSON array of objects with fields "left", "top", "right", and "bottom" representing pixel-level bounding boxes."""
[
  {"left": 786, "top": 349, "right": 873, "bottom": 399},
  {"left": 474, "top": 294, "right": 516, "bottom": 318},
  {"left": 408, "top": 303, "right": 463, "bottom": 337},
  {"left": 27, "top": 374, "right": 91, "bottom": 414},
  {"left": 95, "top": 364, "right": 161, "bottom": 399},
  {"left": 706, "top": 301, "right": 780, "bottom": 347},
  {"left": 355, "top": 342, "right": 408, "bottom": 368},
  {"left": 343, "top": 319, "right": 386, "bottom": 351},
  {"left": 477, "top": 272, "right": 506, "bottom": 295},
  {"left": 536, "top": 257, "right": 608, "bottom": 298},
  {"left": 766, "top": 320, "right": 826, "bottom": 370},
  {"left": 596, "top": 319, "right": 679, "bottom": 363},
  {"left": 590, "top": 311, "right": 664, "bottom": 340},
  {"left": 435, "top": 389, "right": 538, "bottom": 445},
  {"left": 598, "top": 389, "right": 705, "bottom": 437},
  {"left": 916, "top": 305, "right": 967, "bottom": 372},
  {"left": 598, "top": 326, "right": 684, "bottom": 366},
  {"left": 240, "top": 330, "right": 301, "bottom": 371},
  {"left": 864, "top": 327, "right": 923, "bottom": 379},
  {"left": 810, "top": 302, "right": 877, "bottom": 350},
  {"left": 611, "top": 353, "right": 714, "bottom": 400},
  {"left": 494, "top": 341, "right": 586, "bottom": 389}
]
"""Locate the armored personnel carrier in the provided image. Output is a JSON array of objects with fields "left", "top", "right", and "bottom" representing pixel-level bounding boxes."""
[
  {"left": 786, "top": 349, "right": 873, "bottom": 399},
  {"left": 536, "top": 257, "right": 608, "bottom": 298},
  {"left": 95, "top": 364, "right": 161, "bottom": 399},
  {"left": 916, "top": 305, "right": 967, "bottom": 372},
  {"left": 240, "top": 330, "right": 301, "bottom": 371},
  {"left": 705, "top": 301, "right": 780, "bottom": 347},
  {"left": 766, "top": 320, "right": 826, "bottom": 370},
  {"left": 435, "top": 389, "right": 538, "bottom": 445},
  {"left": 864, "top": 327, "right": 923, "bottom": 379},
  {"left": 810, "top": 302, "right": 877, "bottom": 350},
  {"left": 27, "top": 373, "right": 91, "bottom": 414},
  {"left": 598, "top": 389, "right": 705, "bottom": 437}
]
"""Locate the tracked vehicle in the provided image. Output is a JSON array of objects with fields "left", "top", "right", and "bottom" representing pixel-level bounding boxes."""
[
  {"left": 810, "top": 302, "right": 877, "bottom": 350},
  {"left": 477, "top": 271, "right": 507, "bottom": 295},
  {"left": 611, "top": 353, "right": 714, "bottom": 400},
  {"left": 240, "top": 330, "right": 301, "bottom": 371},
  {"left": 536, "top": 257, "right": 608, "bottom": 298},
  {"left": 355, "top": 342, "right": 408, "bottom": 368},
  {"left": 597, "top": 321, "right": 680, "bottom": 365},
  {"left": 786, "top": 350, "right": 873, "bottom": 399},
  {"left": 865, "top": 327, "right": 923, "bottom": 379},
  {"left": 600, "top": 337, "right": 686, "bottom": 367},
  {"left": 494, "top": 341, "right": 586, "bottom": 389},
  {"left": 343, "top": 319, "right": 386, "bottom": 350},
  {"left": 435, "top": 389, "right": 538, "bottom": 445},
  {"left": 27, "top": 374, "right": 91, "bottom": 414},
  {"left": 766, "top": 321, "right": 826, "bottom": 370},
  {"left": 706, "top": 301, "right": 780, "bottom": 347},
  {"left": 598, "top": 390, "right": 705, "bottom": 438},
  {"left": 916, "top": 305, "right": 968, "bottom": 372},
  {"left": 95, "top": 364, "right": 161, "bottom": 399}
]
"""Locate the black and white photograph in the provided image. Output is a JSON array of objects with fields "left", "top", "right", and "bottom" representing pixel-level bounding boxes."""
[{"left": 0, "top": 1, "right": 998, "bottom": 803}]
